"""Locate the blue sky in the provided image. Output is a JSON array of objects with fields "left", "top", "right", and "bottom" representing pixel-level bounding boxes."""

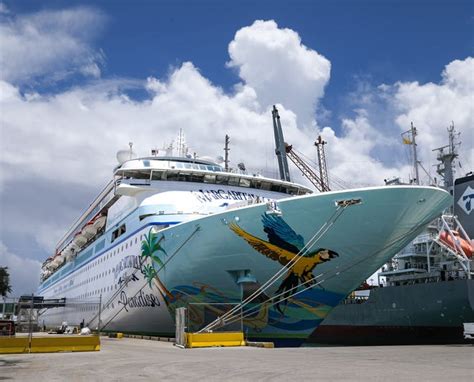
[
  {"left": 0, "top": 0, "right": 473, "bottom": 295},
  {"left": 7, "top": 0, "right": 474, "bottom": 126}
]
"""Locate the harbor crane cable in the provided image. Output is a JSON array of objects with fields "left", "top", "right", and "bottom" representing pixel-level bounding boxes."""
[
  {"left": 199, "top": 204, "right": 349, "bottom": 333},
  {"left": 216, "top": 214, "right": 437, "bottom": 330},
  {"left": 90, "top": 224, "right": 201, "bottom": 331}
]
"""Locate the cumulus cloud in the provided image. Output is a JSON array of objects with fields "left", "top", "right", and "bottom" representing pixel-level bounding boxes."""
[
  {"left": 0, "top": 242, "right": 41, "bottom": 296},
  {"left": 227, "top": 20, "right": 331, "bottom": 127},
  {"left": 391, "top": 57, "right": 473, "bottom": 176},
  {"left": 319, "top": 57, "right": 474, "bottom": 186},
  {"left": 321, "top": 110, "right": 412, "bottom": 187},
  {"left": 0, "top": 6, "right": 105, "bottom": 84}
]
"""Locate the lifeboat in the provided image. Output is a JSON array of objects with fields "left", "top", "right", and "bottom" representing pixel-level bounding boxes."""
[
  {"left": 439, "top": 230, "right": 474, "bottom": 258},
  {"left": 73, "top": 231, "right": 88, "bottom": 247},
  {"left": 65, "top": 251, "right": 75, "bottom": 261},
  {"left": 62, "top": 246, "right": 74, "bottom": 261},
  {"left": 82, "top": 221, "right": 97, "bottom": 239},
  {"left": 67, "top": 242, "right": 79, "bottom": 253},
  {"left": 52, "top": 255, "right": 62, "bottom": 267},
  {"left": 93, "top": 214, "right": 107, "bottom": 231}
]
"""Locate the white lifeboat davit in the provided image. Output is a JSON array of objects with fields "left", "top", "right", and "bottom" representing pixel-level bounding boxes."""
[
  {"left": 73, "top": 231, "right": 88, "bottom": 247},
  {"left": 82, "top": 221, "right": 97, "bottom": 239},
  {"left": 93, "top": 215, "right": 107, "bottom": 231}
]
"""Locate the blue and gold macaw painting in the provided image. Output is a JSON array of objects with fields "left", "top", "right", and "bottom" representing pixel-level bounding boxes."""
[{"left": 229, "top": 214, "right": 339, "bottom": 313}]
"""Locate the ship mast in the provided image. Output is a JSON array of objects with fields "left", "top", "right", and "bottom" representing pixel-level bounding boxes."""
[
  {"left": 411, "top": 123, "right": 420, "bottom": 185},
  {"left": 224, "top": 134, "right": 230, "bottom": 172},
  {"left": 315, "top": 135, "right": 330, "bottom": 192},
  {"left": 401, "top": 122, "right": 420, "bottom": 184},
  {"left": 432, "top": 122, "right": 460, "bottom": 190},
  {"left": 272, "top": 105, "right": 291, "bottom": 182},
  {"left": 177, "top": 128, "right": 186, "bottom": 157}
]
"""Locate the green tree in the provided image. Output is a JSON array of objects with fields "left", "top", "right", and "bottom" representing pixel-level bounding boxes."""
[
  {"left": 140, "top": 229, "right": 167, "bottom": 287},
  {"left": 0, "top": 267, "right": 12, "bottom": 297}
]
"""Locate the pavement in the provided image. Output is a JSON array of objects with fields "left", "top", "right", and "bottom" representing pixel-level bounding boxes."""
[{"left": 0, "top": 337, "right": 473, "bottom": 381}]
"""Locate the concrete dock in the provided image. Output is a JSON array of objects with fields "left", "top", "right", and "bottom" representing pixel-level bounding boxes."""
[{"left": 0, "top": 337, "right": 473, "bottom": 381}]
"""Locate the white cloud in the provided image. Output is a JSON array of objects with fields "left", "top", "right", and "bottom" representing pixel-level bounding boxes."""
[
  {"left": 319, "top": 57, "right": 474, "bottom": 186},
  {"left": 0, "top": 241, "right": 41, "bottom": 296},
  {"left": 391, "top": 57, "right": 474, "bottom": 175},
  {"left": 227, "top": 20, "right": 331, "bottom": 127},
  {"left": 321, "top": 111, "right": 412, "bottom": 187},
  {"left": 0, "top": 6, "right": 105, "bottom": 84},
  {"left": 0, "top": 2, "right": 9, "bottom": 15}
]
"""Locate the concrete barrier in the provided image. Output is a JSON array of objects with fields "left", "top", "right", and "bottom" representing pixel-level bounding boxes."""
[
  {"left": 186, "top": 332, "right": 245, "bottom": 348},
  {"left": 0, "top": 335, "right": 100, "bottom": 354}
]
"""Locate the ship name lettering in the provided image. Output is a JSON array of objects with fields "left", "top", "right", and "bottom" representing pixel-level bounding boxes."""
[
  {"left": 193, "top": 189, "right": 261, "bottom": 203},
  {"left": 118, "top": 290, "right": 161, "bottom": 312}
]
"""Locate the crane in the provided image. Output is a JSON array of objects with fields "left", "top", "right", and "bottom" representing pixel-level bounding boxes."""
[{"left": 285, "top": 143, "right": 330, "bottom": 193}]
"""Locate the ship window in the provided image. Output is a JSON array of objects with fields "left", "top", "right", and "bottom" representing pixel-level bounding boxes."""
[
  {"left": 203, "top": 174, "right": 216, "bottom": 183},
  {"left": 111, "top": 224, "right": 126, "bottom": 242},
  {"left": 189, "top": 174, "right": 204, "bottom": 183},
  {"left": 228, "top": 177, "right": 240, "bottom": 186},
  {"left": 239, "top": 178, "right": 251, "bottom": 187},
  {"left": 216, "top": 175, "right": 228, "bottom": 184},
  {"left": 166, "top": 173, "right": 179, "bottom": 181},
  {"left": 271, "top": 184, "right": 282, "bottom": 192}
]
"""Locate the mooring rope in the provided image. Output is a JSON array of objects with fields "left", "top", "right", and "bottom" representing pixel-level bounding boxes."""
[
  {"left": 199, "top": 204, "right": 349, "bottom": 333},
  {"left": 215, "top": 214, "right": 436, "bottom": 329}
]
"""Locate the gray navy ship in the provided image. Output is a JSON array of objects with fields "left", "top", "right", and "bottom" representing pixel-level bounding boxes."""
[{"left": 309, "top": 124, "right": 474, "bottom": 345}]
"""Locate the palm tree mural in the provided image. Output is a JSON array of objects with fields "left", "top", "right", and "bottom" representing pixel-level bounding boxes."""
[{"left": 140, "top": 228, "right": 173, "bottom": 300}]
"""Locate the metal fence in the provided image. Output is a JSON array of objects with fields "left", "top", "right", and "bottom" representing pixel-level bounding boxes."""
[{"left": 0, "top": 295, "right": 101, "bottom": 338}]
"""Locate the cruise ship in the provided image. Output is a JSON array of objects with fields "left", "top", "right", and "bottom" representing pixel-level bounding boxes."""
[{"left": 36, "top": 132, "right": 452, "bottom": 346}]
